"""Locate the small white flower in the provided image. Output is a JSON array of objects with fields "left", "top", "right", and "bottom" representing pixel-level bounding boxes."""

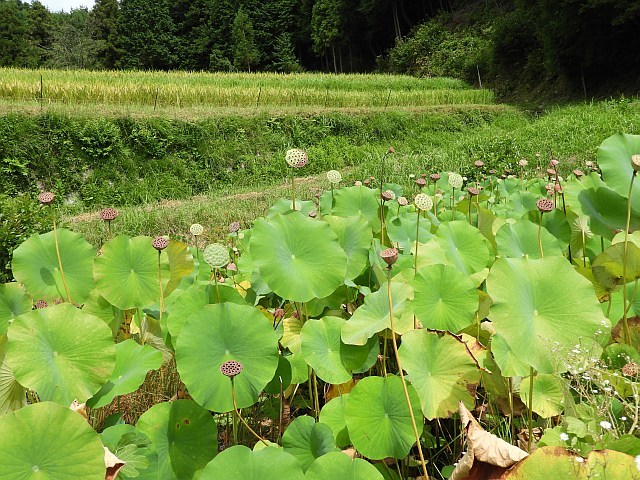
[
  {"left": 572, "top": 349, "right": 580, "bottom": 354},
  {"left": 600, "top": 420, "right": 612, "bottom": 430},
  {"left": 575, "top": 457, "right": 585, "bottom": 463},
  {"left": 604, "top": 387, "right": 612, "bottom": 393},
  {"left": 603, "top": 380, "right": 610, "bottom": 385},
  {"left": 593, "top": 389, "right": 599, "bottom": 394},
  {"left": 560, "top": 433, "right": 569, "bottom": 441},
  {"left": 621, "top": 416, "right": 627, "bottom": 421}
]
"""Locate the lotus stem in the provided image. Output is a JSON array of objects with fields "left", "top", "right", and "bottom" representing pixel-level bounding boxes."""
[
  {"left": 508, "top": 377, "right": 515, "bottom": 444},
  {"left": 414, "top": 212, "right": 420, "bottom": 277},
  {"left": 560, "top": 193, "right": 573, "bottom": 264},
  {"left": 380, "top": 199, "right": 386, "bottom": 244},
  {"left": 157, "top": 251, "right": 164, "bottom": 322},
  {"left": 537, "top": 217, "right": 544, "bottom": 258},
  {"left": 385, "top": 268, "right": 429, "bottom": 479},
  {"left": 231, "top": 377, "right": 269, "bottom": 447},
  {"left": 312, "top": 369, "right": 320, "bottom": 420},
  {"left": 291, "top": 169, "right": 296, "bottom": 211},
  {"left": 451, "top": 187, "right": 455, "bottom": 213},
  {"left": 381, "top": 335, "right": 388, "bottom": 377},
  {"left": 622, "top": 172, "right": 636, "bottom": 344},
  {"left": 53, "top": 219, "right": 72, "bottom": 304},
  {"left": 468, "top": 195, "right": 472, "bottom": 224},
  {"left": 527, "top": 367, "right": 535, "bottom": 452},
  {"left": 213, "top": 268, "right": 221, "bottom": 303}
]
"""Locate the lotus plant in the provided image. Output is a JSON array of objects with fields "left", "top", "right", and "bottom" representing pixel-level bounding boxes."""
[
  {"left": 327, "top": 169, "right": 342, "bottom": 206},
  {"left": 152, "top": 236, "right": 168, "bottom": 320},
  {"left": 448, "top": 172, "right": 463, "bottom": 213},
  {"left": 203, "top": 243, "right": 230, "bottom": 303},
  {"left": 285, "top": 148, "right": 308, "bottom": 211}
]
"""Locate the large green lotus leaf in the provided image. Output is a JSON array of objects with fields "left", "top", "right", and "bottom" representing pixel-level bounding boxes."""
[
  {"left": 136, "top": 399, "right": 217, "bottom": 480},
  {"left": 593, "top": 242, "right": 640, "bottom": 288},
  {"left": 520, "top": 373, "right": 564, "bottom": 418},
  {"left": 501, "top": 446, "right": 640, "bottom": 479},
  {"left": 81, "top": 289, "right": 123, "bottom": 337},
  {"left": 281, "top": 415, "right": 338, "bottom": 471},
  {"left": 175, "top": 303, "right": 279, "bottom": 412},
  {"left": 577, "top": 187, "right": 640, "bottom": 239},
  {"left": 164, "top": 240, "right": 195, "bottom": 298},
  {"left": 486, "top": 257, "right": 607, "bottom": 373},
  {"left": 319, "top": 394, "right": 350, "bottom": 448},
  {"left": 386, "top": 211, "right": 433, "bottom": 252},
  {"left": 331, "top": 185, "right": 381, "bottom": 232},
  {"left": 87, "top": 339, "right": 162, "bottom": 408},
  {"left": 410, "top": 264, "right": 478, "bottom": 332},
  {"left": 12, "top": 228, "right": 95, "bottom": 304},
  {"left": 0, "top": 402, "right": 105, "bottom": 479},
  {"left": 268, "top": 198, "right": 316, "bottom": 217},
  {"left": 7, "top": 304, "right": 115, "bottom": 404},
  {"left": 301, "top": 316, "right": 372, "bottom": 384},
  {"left": 490, "top": 333, "right": 530, "bottom": 377},
  {"left": 0, "top": 283, "right": 31, "bottom": 336},
  {"left": 0, "top": 334, "right": 25, "bottom": 414},
  {"left": 201, "top": 445, "right": 305, "bottom": 480},
  {"left": 435, "top": 221, "right": 491, "bottom": 276},
  {"left": 305, "top": 452, "right": 384, "bottom": 480},
  {"left": 344, "top": 375, "right": 422, "bottom": 460},
  {"left": 282, "top": 315, "right": 303, "bottom": 353},
  {"left": 506, "top": 190, "right": 539, "bottom": 218},
  {"left": 341, "top": 281, "right": 414, "bottom": 346},
  {"left": 324, "top": 215, "right": 373, "bottom": 281},
  {"left": 496, "top": 220, "right": 564, "bottom": 259},
  {"left": 250, "top": 212, "right": 347, "bottom": 302},
  {"left": 167, "top": 282, "right": 246, "bottom": 341},
  {"left": 398, "top": 330, "right": 480, "bottom": 419},
  {"left": 597, "top": 133, "right": 640, "bottom": 211},
  {"left": 264, "top": 354, "right": 292, "bottom": 394},
  {"left": 94, "top": 235, "right": 171, "bottom": 310}
]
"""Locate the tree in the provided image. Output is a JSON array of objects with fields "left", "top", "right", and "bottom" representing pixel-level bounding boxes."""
[
  {"left": 311, "top": 0, "right": 343, "bottom": 72},
  {"left": 0, "top": 0, "right": 31, "bottom": 67},
  {"left": 231, "top": 8, "right": 260, "bottom": 72},
  {"left": 87, "top": 0, "right": 119, "bottom": 68},
  {"left": 271, "top": 32, "right": 302, "bottom": 72}
]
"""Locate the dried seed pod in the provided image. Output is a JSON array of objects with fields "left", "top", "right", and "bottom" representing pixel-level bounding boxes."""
[
  {"left": 228, "top": 221, "right": 240, "bottom": 233},
  {"left": 226, "top": 262, "right": 237, "bottom": 272},
  {"left": 397, "top": 196, "right": 408, "bottom": 206},
  {"left": 621, "top": 362, "right": 638, "bottom": 377},
  {"left": 415, "top": 178, "right": 427, "bottom": 187},
  {"left": 518, "top": 159, "right": 528, "bottom": 167},
  {"left": 429, "top": 173, "right": 441, "bottom": 182},
  {"left": 189, "top": 223, "right": 204, "bottom": 236},
  {"left": 35, "top": 300, "right": 48, "bottom": 309},
  {"left": 100, "top": 208, "right": 118, "bottom": 221},
  {"left": 273, "top": 308, "right": 285, "bottom": 319},
  {"left": 285, "top": 148, "right": 308, "bottom": 168},
  {"left": 536, "top": 198, "right": 555, "bottom": 213},
  {"left": 380, "top": 247, "right": 399, "bottom": 266},
  {"left": 448, "top": 173, "right": 463, "bottom": 189},
  {"left": 327, "top": 170, "right": 342, "bottom": 184},
  {"left": 632, "top": 154, "right": 640, "bottom": 172},
  {"left": 38, "top": 192, "right": 55, "bottom": 205},
  {"left": 203, "top": 243, "right": 230, "bottom": 269},
  {"left": 474, "top": 160, "right": 484, "bottom": 168},
  {"left": 220, "top": 360, "right": 244, "bottom": 378},
  {"left": 152, "top": 237, "right": 169, "bottom": 251},
  {"left": 308, "top": 210, "right": 317, "bottom": 218},
  {"left": 467, "top": 187, "right": 480, "bottom": 196},
  {"left": 381, "top": 190, "right": 395, "bottom": 201},
  {"left": 414, "top": 193, "right": 433, "bottom": 211}
]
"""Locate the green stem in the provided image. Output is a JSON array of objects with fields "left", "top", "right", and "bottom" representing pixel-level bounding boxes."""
[
  {"left": 213, "top": 269, "right": 221, "bottom": 303},
  {"left": 386, "top": 269, "right": 429, "bottom": 480},
  {"left": 468, "top": 194, "right": 472, "bottom": 224},
  {"left": 157, "top": 251, "right": 164, "bottom": 323},
  {"left": 381, "top": 334, "right": 388, "bottom": 377},
  {"left": 451, "top": 187, "right": 455, "bottom": 214},
  {"left": 53, "top": 219, "right": 72, "bottom": 303},
  {"left": 537, "top": 214, "right": 544, "bottom": 258},
  {"left": 231, "top": 378, "right": 268, "bottom": 446},
  {"left": 622, "top": 172, "right": 636, "bottom": 344},
  {"left": 291, "top": 169, "right": 296, "bottom": 211},
  {"left": 527, "top": 367, "right": 535, "bottom": 452}
]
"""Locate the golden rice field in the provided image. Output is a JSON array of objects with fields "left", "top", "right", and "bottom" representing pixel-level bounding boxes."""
[{"left": 0, "top": 68, "right": 494, "bottom": 113}]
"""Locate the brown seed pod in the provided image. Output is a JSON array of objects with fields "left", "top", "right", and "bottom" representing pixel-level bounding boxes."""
[
  {"left": 100, "top": 208, "right": 118, "bottom": 221},
  {"left": 220, "top": 360, "right": 244, "bottom": 378},
  {"left": 429, "top": 173, "right": 441, "bottom": 182},
  {"left": 397, "top": 196, "right": 408, "bottom": 206},
  {"left": 536, "top": 198, "right": 555, "bottom": 213},
  {"left": 226, "top": 262, "right": 237, "bottom": 272},
  {"left": 38, "top": 192, "right": 55, "bottom": 205},
  {"left": 152, "top": 236, "right": 169, "bottom": 251},
  {"left": 35, "top": 300, "right": 48, "bottom": 309},
  {"left": 415, "top": 178, "right": 427, "bottom": 187},
  {"left": 474, "top": 160, "right": 484, "bottom": 168},
  {"left": 380, "top": 247, "right": 399, "bottom": 266},
  {"left": 308, "top": 210, "right": 317, "bottom": 218},
  {"left": 550, "top": 159, "right": 560, "bottom": 167},
  {"left": 546, "top": 168, "right": 556, "bottom": 177},
  {"left": 381, "top": 190, "right": 395, "bottom": 202},
  {"left": 621, "top": 362, "right": 638, "bottom": 377},
  {"left": 273, "top": 308, "right": 285, "bottom": 319},
  {"left": 228, "top": 221, "right": 240, "bottom": 233},
  {"left": 488, "top": 169, "right": 496, "bottom": 175},
  {"left": 467, "top": 187, "right": 480, "bottom": 196},
  {"left": 572, "top": 169, "right": 584, "bottom": 177}
]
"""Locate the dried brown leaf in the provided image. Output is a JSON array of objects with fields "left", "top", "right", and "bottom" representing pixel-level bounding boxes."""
[{"left": 104, "top": 446, "right": 125, "bottom": 480}]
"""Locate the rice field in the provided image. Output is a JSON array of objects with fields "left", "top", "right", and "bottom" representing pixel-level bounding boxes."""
[{"left": 0, "top": 68, "right": 494, "bottom": 113}]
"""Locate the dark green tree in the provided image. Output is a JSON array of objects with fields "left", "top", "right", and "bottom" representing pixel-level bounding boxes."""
[
  {"left": 311, "top": 0, "right": 343, "bottom": 72},
  {"left": 48, "top": 9, "right": 102, "bottom": 69},
  {"left": 87, "top": 0, "right": 119, "bottom": 68},
  {"left": 0, "top": 0, "right": 31, "bottom": 66},
  {"left": 231, "top": 7, "right": 260, "bottom": 72},
  {"left": 271, "top": 32, "right": 302, "bottom": 72}
]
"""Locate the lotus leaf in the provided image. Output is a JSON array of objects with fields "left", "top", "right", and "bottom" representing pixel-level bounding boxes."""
[
  {"left": 88, "top": 339, "right": 162, "bottom": 408},
  {"left": 597, "top": 133, "right": 640, "bottom": 211},
  {"left": 386, "top": 211, "right": 433, "bottom": 252},
  {"left": 398, "top": 330, "right": 480, "bottom": 419},
  {"left": 94, "top": 235, "right": 170, "bottom": 310},
  {"left": 263, "top": 355, "right": 292, "bottom": 394},
  {"left": 281, "top": 415, "right": 338, "bottom": 471},
  {"left": 267, "top": 198, "right": 316, "bottom": 216},
  {"left": 324, "top": 215, "right": 373, "bottom": 281},
  {"left": 0, "top": 402, "right": 105, "bottom": 479},
  {"left": 341, "top": 281, "right": 414, "bottom": 346},
  {"left": 100, "top": 424, "right": 154, "bottom": 479},
  {"left": 577, "top": 187, "right": 640, "bottom": 239},
  {"left": 593, "top": 242, "right": 640, "bottom": 287},
  {"left": 250, "top": 212, "right": 347, "bottom": 302},
  {"left": 175, "top": 303, "right": 279, "bottom": 412},
  {"left": 0, "top": 283, "right": 31, "bottom": 335},
  {"left": 496, "top": 220, "right": 564, "bottom": 259},
  {"left": 520, "top": 373, "right": 564, "bottom": 418},
  {"left": 487, "top": 256, "right": 608, "bottom": 373},
  {"left": 331, "top": 185, "right": 381, "bottom": 232},
  {"left": 200, "top": 445, "right": 304, "bottom": 480},
  {"left": 7, "top": 303, "right": 115, "bottom": 404},
  {"left": 410, "top": 264, "right": 478, "bottom": 332},
  {"left": 319, "top": 394, "right": 350, "bottom": 448},
  {"left": 164, "top": 240, "right": 195, "bottom": 297},
  {"left": 12, "top": 228, "right": 95, "bottom": 303},
  {"left": 490, "top": 334, "right": 530, "bottom": 377},
  {"left": 136, "top": 399, "right": 217, "bottom": 479},
  {"left": 301, "top": 316, "right": 374, "bottom": 384},
  {"left": 305, "top": 452, "right": 384, "bottom": 479},
  {"left": 344, "top": 375, "right": 422, "bottom": 460},
  {"left": 0, "top": 334, "right": 25, "bottom": 414}
]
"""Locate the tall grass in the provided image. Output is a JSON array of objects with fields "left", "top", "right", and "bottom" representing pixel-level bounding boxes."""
[{"left": 0, "top": 68, "right": 494, "bottom": 110}]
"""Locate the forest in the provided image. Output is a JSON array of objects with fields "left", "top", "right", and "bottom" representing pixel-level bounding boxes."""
[{"left": 2, "top": 0, "right": 640, "bottom": 98}]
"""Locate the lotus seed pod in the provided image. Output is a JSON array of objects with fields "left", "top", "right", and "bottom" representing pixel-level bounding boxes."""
[
  {"left": 414, "top": 193, "right": 433, "bottom": 211},
  {"left": 381, "top": 190, "right": 395, "bottom": 201},
  {"left": 415, "top": 178, "right": 427, "bottom": 187},
  {"left": 632, "top": 154, "right": 640, "bottom": 172},
  {"left": 536, "top": 198, "right": 555, "bottom": 213},
  {"left": 397, "top": 196, "right": 408, "bottom": 206},
  {"left": 550, "top": 159, "right": 559, "bottom": 167},
  {"left": 429, "top": 173, "right": 441, "bottom": 182},
  {"left": 285, "top": 148, "right": 308, "bottom": 168},
  {"left": 380, "top": 247, "right": 399, "bottom": 266},
  {"left": 38, "top": 192, "right": 55, "bottom": 205},
  {"left": 308, "top": 210, "right": 317, "bottom": 218},
  {"left": 100, "top": 208, "right": 118, "bottom": 221},
  {"left": 189, "top": 223, "right": 204, "bottom": 236},
  {"left": 474, "top": 160, "right": 484, "bottom": 168},
  {"left": 226, "top": 262, "right": 237, "bottom": 272},
  {"left": 327, "top": 170, "right": 342, "bottom": 184},
  {"left": 546, "top": 168, "right": 556, "bottom": 177},
  {"left": 585, "top": 160, "right": 594, "bottom": 168},
  {"left": 388, "top": 146, "right": 395, "bottom": 154},
  {"left": 467, "top": 187, "right": 479, "bottom": 196},
  {"left": 35, "top": 300, "right": 48, "bottom": 309},
  {"left": 354, "top": 180, "right": 363, "bottom": 186},
  {"left": 273, "top": 308, "right": 285, "bottom": 319},
  {"left": 488, "top": 169, "right": 496, "bottom": 175},
  {"left": 220, "top": 360, "right": 244, "bottom": 378},
  {"left": 621, "top": 362, "right": 638, "bottom": 377},
  {"left": 554, "top": 183, "right": 563, "bottom": 193},
  {"left": 572, "top": 169, "right": 584, "bottom": 177},
  {"left": 152, "top": 236, "right": 169, "bottom": 251},
  {"left": 421, "top": 173, "right": 427, "bottom": 178},
  {"left": 363, "top": 179, "right": 370, "bottom": 186},
  {"left": 203, "top": 243, "right": 230, "bottom": 269},
  {"left": 448, "top": 173, "right": 463, "bottom": 189},
  {"left": 228, "top": 221, "right": 240, "bottom": 233},
  {"left": 518, "top": 159, "right": 528, "bottom": 167}
]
